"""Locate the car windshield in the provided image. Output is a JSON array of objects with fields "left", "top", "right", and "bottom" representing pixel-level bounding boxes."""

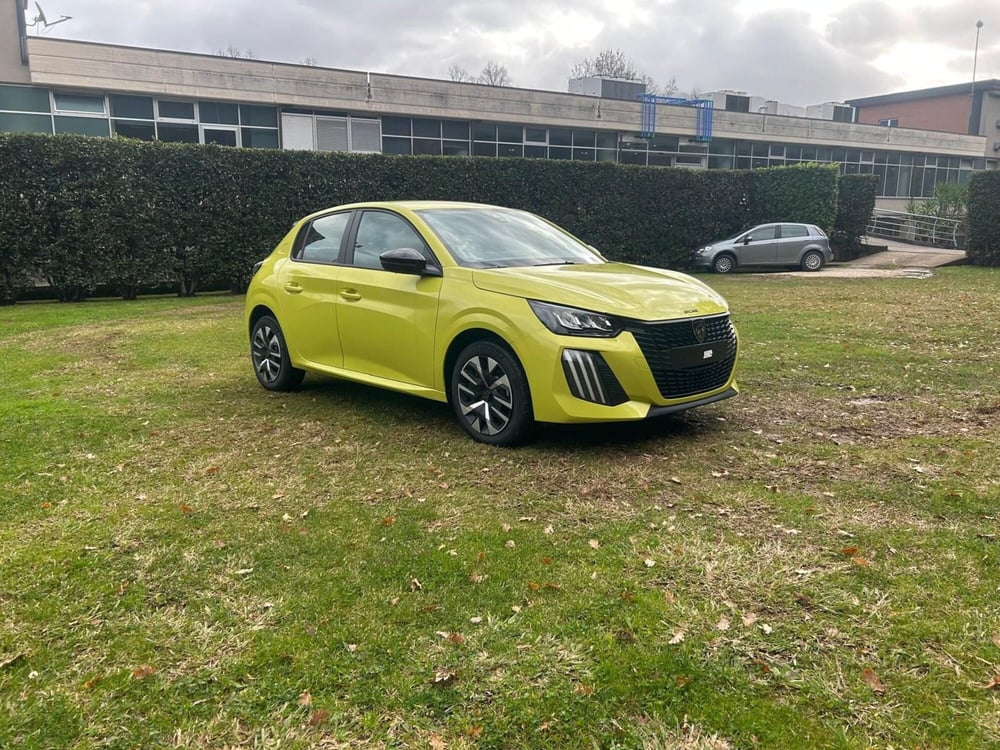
[{"left": 416, "top": 207, "right": 604, "bottom": 268}]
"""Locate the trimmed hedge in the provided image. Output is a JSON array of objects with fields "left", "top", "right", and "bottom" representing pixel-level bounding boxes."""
[
  {"left": 1, "top": 133, "right": 849, "bottom": 303},
  {"left": 966, "top": 170, "right": 1000, "bottom": 267},
  {"left": 832, "top": 174, "right": 879, "bottom": 258}
]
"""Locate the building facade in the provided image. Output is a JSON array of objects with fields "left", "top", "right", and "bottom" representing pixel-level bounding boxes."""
[
  {"left": 2, "top": 1, "right": 995, "bottom": 208},
  {"left": 848, "top": 80, "right": 1000, "bottom": 149}
]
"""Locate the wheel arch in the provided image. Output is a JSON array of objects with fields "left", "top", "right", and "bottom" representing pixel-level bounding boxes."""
[
  {"left": 444, "top": 328, "right": 524, "bottom": 402},
  {"left": 248, "top": 304, "right": 276, "bottom": 336}
]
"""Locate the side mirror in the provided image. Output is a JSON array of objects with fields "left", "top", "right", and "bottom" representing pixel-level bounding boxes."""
[
  {"left": 743, "top": 235, "right": 753, "bottom": 245},
  {"left": 379, "top": 247, "right": 441, "bottom": 276}
]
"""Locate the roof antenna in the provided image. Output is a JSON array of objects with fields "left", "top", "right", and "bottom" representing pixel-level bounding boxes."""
[{"left": 27, "top": 2, "right": 73, "bottom": 34}]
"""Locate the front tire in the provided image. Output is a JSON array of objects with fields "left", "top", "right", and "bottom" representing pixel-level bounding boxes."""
[
  {"left": 250, "top": 315, "right": 305, "bottom": 391},
  {"left": 801, "top": 250, "right": 824, "bottom": 271},
  {"left": 450, "top": 340, "right": 533, "bottom": 446},
  {"left": 712, "top": 253, "right": 737, "bottom": 274}
]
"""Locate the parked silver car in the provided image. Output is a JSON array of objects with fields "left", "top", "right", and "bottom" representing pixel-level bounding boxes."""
[{"left": 692, "top": 223, "right": 833, "bottom": 273}]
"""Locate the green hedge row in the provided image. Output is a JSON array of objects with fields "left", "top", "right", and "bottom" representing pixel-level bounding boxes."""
[
  {"left": 1, "top": 134, "right": 851, "bottom": 303},
  {"left": 966, "top": 170, "right": 1000, "bottom": 267},
  {"left": 832, "top": 173, "right": 879, "bottom": 257}
]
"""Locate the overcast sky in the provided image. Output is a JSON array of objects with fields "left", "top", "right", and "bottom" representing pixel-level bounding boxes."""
[{"left": 27, "top": 0, "right": 1000, "bottom": 105}]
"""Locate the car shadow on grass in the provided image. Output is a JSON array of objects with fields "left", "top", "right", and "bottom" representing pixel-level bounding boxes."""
[{"left": 292, "top": 377, "right": 729, "bottom": 452}]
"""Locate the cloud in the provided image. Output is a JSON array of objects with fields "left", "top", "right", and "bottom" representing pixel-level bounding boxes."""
[{"left": 40, "top": 0, "right": 987, "bottom": 106}]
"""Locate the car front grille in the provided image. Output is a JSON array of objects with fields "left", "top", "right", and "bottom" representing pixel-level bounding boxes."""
[{"left": 626, "top": 314, "right": 737, "bottom": 399}]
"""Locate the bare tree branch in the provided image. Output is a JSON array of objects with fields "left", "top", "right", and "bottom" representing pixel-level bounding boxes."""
[{"left": 479, "top": 60, "right": 512, "bottom": 87}]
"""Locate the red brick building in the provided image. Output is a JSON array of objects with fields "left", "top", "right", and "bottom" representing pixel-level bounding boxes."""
[{"left": 847, "top": 80, "right": 1000, "bottom": 143}]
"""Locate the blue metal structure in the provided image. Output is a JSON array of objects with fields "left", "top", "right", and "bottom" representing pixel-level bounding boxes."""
[{"left": 640, "top": 94, "right": 714, "bottom": 142}]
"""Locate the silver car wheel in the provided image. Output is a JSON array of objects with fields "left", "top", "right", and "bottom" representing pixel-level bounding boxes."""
[
  {"left": 456, "top": 355, "right": 514, "bottom": 436},
  {"left": 802, "top": 251, "right": 824, "bottom": 271},
  {"left": 252, "top": 324, "right": 283, "bottom": 384}
]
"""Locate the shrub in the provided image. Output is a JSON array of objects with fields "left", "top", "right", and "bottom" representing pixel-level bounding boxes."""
[
  {"left": 966, "top": 170, "right": 1000, "bottom": 267},
  {"left": 832, "top": 174, "right": 878, "bottom": 258},
  {"left": 0, "top": 134, "right": 895, "bottom": 300}
]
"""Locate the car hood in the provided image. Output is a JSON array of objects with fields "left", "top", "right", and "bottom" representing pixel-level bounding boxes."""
[{"left": 471, "top": 263, "right": 729, "bottom": 320}]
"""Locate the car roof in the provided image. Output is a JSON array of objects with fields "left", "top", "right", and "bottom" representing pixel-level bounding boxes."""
[{"left": 301, "top": 200, "right": 508, "bottom": 222}]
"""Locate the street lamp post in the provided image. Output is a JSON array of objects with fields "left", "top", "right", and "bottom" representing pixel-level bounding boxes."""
[{"left": 970, "top": 20, "right": 984, "bottom": 134}]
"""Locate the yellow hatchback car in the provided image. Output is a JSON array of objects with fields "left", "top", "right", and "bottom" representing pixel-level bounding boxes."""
[{"left": 245, "top": 201, "right": 738, "bottom": 445}]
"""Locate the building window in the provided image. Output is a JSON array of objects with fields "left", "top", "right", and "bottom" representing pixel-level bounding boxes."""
[
  {"left": 879, "top": 118, "right": 899, "bottom": 128},
  {"left": 110, "top": 95, "right": 153, "bottom": 120},
  {"left": 157, "top": 100, "right": 196, "bottom": 121},
  {"left": 158, "top": 123, "right": 199, "bottom": 143},
  {"left": 113, "top": 120, "right": 155, "bottom": 141},
  {"left": 0, "top": 84, "right": 52, "bottom": 113},
  {"left": 54, "top": 116, "right": 110, "bottom": 137},
  {"left": 53, "top": 92, "right": 106, "bottom": 115},
  {"left": 199, "top": 101, "right": 239, "bottom": 125}
]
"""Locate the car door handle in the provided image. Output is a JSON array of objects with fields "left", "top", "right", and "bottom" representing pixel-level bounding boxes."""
[
  {"left": 283, "top": 282, "right": 303, "bottom": 294},
  {"left": 339, "top": 288, "right": 361, "bottom": 301}
]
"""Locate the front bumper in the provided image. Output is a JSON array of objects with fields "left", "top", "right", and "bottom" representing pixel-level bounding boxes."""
[{"left": 525, "top": 314, "right": 739, "bottom": 424}]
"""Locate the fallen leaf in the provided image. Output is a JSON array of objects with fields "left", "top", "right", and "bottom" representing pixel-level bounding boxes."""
[
  {"left": 643, "top": 558, "right": 656, "bottom": 568},
  {"left": 851, "top": 556, "right": 869, "bottom": 567},
  {"left": 83, "top": 674, "right": 103, "bottom": 689},
  {"left": 840, "top": 546, "right": 860, "bottom": 556},
  {"left": 40, "top": 502, "right": 52, "bottom": 509},
  {"left": 468, "top": 572, "right": 485, "bottom": 584},
  {"left": 179, "top": 504, "right": 194, "bottom": 514},
  {"left": 131, "top": 665, "right": 155, "bottom": 679},
  {"left": 381, "top": 516, "right": 395, "bottom": 526},
  {"left": 502, "top": 523, "right": 511, "bottom": 532},
  {"left": 431, "top": 669, "right": 458, "bottom": 687},
  {"left": 663, "top": 590, "right": 676, "bottom": 604},
  {"left": 309, "top": 709, "right": 330, "bottom": 726},
  {"left": 620, "top": 591, "right": 635, "bottom": 602},
  {"left": 574, "top": 683, "right": 595, "bottom": 696},
  {"left": 205, "top": 466, "right": 219, "bottom": 474},
  {"left": 541, "top": 556, "right": 553, "bottom": 565},
  {"left": 992, "top": 633, "right": 1000, "bottom": 649},
  {"left": 543, "top": 582, "right": 561, "bottom": 590},
  {"left": 410, "top": 577, "right": 422, "bottom": 591},
  {"left": 469, "top": 616, "right": 483, "bottom": 624},
  {"left": 544, "top": 524, "right": 554, "bottom": 535},
  {"left": 298, "top": 690, "right": 313, "bottom": 707},
  {"left": 669, "top": 629, "right": 686, "bottom": 645},
  {"left": 588, "top": 539, "right": 601, "bottom": 549},
  {"left": 505, "top": 540, "right": 516, "bottom": 549},
  {"left": 861, "top": 667, "right": 886, "bottom": 694},
  {"left": 346, "top": 643, "right": 357, "bottom": 652},
  {"left": 447, "top": 633, "right": 465, "bottom": 645},
  {"left": 429, "top": 734, "right": 447, "bottom": 750},
  {"left": 528, "top": 581, "right": 540, "bottom": 591},
  {"left": 467, "top": 725, "right": 484, "bottom": 738},
  {"left": 760, "top": 623, "right": 773, "bottom": 635},
  {"left": 716, "top": 616, "right": 731, "bottom": 631},
  {"left": 981, "top": 675, "right": 1000, "bottom": 690},
  {"left": 742, "top": 612, "right": 759, "bottom": 626},
  {"left": 675, "top": 675, "right": 691, "bottom": 687}
]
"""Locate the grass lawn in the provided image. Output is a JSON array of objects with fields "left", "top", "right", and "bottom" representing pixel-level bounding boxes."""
[{"left": 1, "top": 267, "right": 999, "bottom": 749}]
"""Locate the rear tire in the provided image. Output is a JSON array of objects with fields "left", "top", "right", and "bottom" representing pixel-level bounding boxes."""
[
  {"left": 712, "top": 254, "right": 737, "bottom": 274},
  {"left": 801, "top": 250, "right": 824, "bottom": 271},
  {"left": 450, "top": 340, "right": 533, "bottom": 446},
  {"left": 251, "top": 315, "right": 305, "bottom": 391}
]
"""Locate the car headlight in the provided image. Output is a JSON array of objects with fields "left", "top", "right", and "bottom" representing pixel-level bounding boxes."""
[
  {"left": 694, "top": 246, "right": 713, "bottom": 255},
  {"left": 528, "top": 300, "right": 621, "bottom": 338}
]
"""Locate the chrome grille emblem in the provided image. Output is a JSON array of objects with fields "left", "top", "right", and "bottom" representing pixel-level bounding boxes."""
[{"left": 692, "top": 319, "right": 707, "bottom": 344}]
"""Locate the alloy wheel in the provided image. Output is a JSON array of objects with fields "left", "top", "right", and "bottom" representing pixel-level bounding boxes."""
[
  {"left": 252, "top": 324, "right": 283, "bottom": 385},
  {"left": 456, "top": 355, "right": 514, "bottom": 436}
]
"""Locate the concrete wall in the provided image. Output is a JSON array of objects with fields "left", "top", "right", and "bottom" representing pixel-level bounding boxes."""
[
  {"left": 0, "top": 1, "right": 30, "bottom": 84},
  {"left": 19, "top": 37, "right": 989, "bottom": 160}
]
